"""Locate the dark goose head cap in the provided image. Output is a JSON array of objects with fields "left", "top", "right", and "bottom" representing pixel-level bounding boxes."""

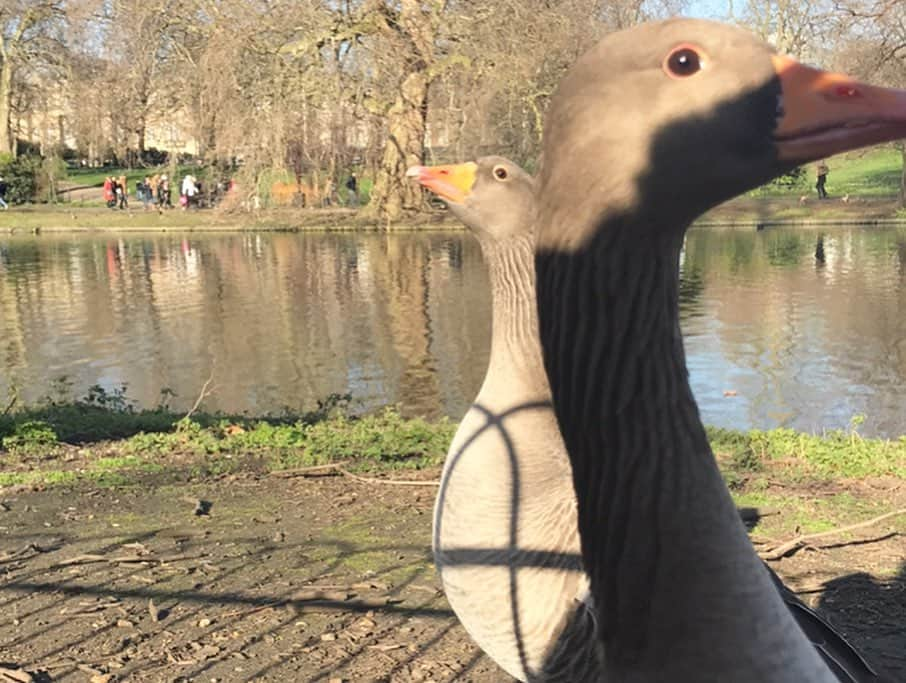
[
  {"left": 536, "top": 17, "right": 906, "bottom": 251},
  {"left": 407, "top": 156, "right": 536, "bottom": 241}
]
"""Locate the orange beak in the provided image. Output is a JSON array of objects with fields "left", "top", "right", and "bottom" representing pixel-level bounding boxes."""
[
  {"left": 406, "top": 162, "right": 477, "bottom": 204},
  {"left": 773, "top": 54, "right": 906, "bottom": 162}
]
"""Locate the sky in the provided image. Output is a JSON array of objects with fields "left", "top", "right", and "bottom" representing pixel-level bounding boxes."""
[{"left": 685, "top": 0, "right": 732, "bottom": 19}]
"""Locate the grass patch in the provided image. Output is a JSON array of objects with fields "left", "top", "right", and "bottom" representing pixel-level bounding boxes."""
[
  {"left": 731, "top": 489, "right": 897, "bottom": 537},
  {"left": 710, "top": 420, "right": 906, "bottom": 481},
  {"left": 0, "top": 386, "right": 454, "bottom": 489},
  {"left": 1, "top": 384, "right": 903, "bottom": 492},
  {"left": 750, "top": 146, "right": 903, "bottom": 198}
]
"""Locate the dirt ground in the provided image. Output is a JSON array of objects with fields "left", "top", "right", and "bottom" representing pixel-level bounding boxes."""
[{"left": 1, "top": 470, "right": 904, "bottom": 682}]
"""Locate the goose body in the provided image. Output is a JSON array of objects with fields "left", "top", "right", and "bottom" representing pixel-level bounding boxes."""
[
  {"left": 410, "top": 156, "right": 878, "bottom": 682},
  {"left": 410, "top": 159, "right": 602, "bottom": 681},
  {"left": 533, "top": 18, "right": 906, "bottom": 682}
]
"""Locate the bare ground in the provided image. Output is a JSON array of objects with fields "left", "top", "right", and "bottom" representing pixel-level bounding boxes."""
[{"left": 0, "top": 470, "right": 904, "bottom": 682}]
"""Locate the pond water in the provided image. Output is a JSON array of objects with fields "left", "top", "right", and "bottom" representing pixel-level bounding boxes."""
[{"left": 1, "top": 226, "right": 905, "bottom": 437}]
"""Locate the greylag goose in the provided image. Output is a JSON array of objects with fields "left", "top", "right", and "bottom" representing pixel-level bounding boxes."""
[
  {"left": 408, "top": 156, "right": 877, "bottom": 681},
  {"left": 533, "top": 18, "right": 906, "bottom": 682},
  {"left": 408, "top": 157, "right": 601, "bottom": 681}
]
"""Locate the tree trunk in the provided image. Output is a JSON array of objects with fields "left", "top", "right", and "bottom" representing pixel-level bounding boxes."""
[
  {"left": 365, "top": 70, "right": 430, "bottom": 221},
  {"left": 0, "top": 59, "right": 14, "bottom": 156},
  {"left": 363, "top": 0, "right": 441, "bottom": 222},
  {"left": 136, "top": 118, "right": 146, "bottom": 155}
]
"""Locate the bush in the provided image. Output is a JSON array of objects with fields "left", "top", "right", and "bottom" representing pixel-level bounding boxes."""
[
  {"left": 2, "top": 420, "right": 59, "bottom": 455},
  {"left": 0, "top": 153, "right": 40, "bottom": 203}
]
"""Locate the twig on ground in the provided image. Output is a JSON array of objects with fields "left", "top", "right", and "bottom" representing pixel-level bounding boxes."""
[
  {"left": 337, "top": 467, "right": 439, "bottom": 487},
  {"left": 759, "top": 508, "right": 906, "bottom": 560},
  {"left": 56, "top": 553, "right": 202, "bottom": 567},
  {"left": 0, "top": 666, "right": 34, "bottom": 683},
  {"left": 1, "top": 389, "right": 17, "bottom": 417},
  {"left": 219, "top": 602, "right": 283, "bottom": 619},
  {"left": 184, "top": 368, "right": 216, "bottom": 420},
  {"left": 271, "top": 462, "right": 439, "bottom": 486},
  {"left": 270, "top": 463, "right": 347, "bottom": 477},
  {"left": 0, "top": 542, "right": 54, "bottom": 563}
]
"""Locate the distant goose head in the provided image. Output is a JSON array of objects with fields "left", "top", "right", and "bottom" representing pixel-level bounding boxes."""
[{"left": 407, "top": 156, "right": 536, "bottom": 241}]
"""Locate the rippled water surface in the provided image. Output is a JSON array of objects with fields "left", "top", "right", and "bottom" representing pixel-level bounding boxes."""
[{"left": 2, "top": 226, "right": 905, "bottom": 436}]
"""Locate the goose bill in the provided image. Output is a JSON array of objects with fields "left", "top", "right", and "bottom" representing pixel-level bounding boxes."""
[
  {"left": 773, "top": 54, "right": 906, "bottom": 162},
  {"left": 406, "top": 162, "right": 477, "bottom": 204}
]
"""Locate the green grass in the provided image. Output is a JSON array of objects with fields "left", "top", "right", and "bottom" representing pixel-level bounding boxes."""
[
  {"left": 730, "top": 489, "right": 897, "bottom": 535},
  {"left": 824, "top": 148, "right": 903, "bottom": 197},
  {"left": 709, "top": 422, "right": 906, "bottom": 480},
  {"left": 1, "top": 383, "right": 904, "bottom": 492},
  {"left": 0, "top": 386, "right": 455, "bottom": 488},
  {"left": 751, "top": 146, "right": 903, "bottom": 198}
]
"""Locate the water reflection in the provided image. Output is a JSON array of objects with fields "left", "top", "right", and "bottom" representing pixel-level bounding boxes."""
[
  {"left": 682, "top": 225, "right": 906, "bottom": 438},
  {"left": 1, "top": 226, "right": 906, "bottom": 436},
  {"left": 0, "top": 232, "right": 490, "bottom": 420}
]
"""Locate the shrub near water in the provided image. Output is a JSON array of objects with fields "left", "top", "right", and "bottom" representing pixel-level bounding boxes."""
[{"left": 1, "top": 420, "right": 59, "bottom": 456}]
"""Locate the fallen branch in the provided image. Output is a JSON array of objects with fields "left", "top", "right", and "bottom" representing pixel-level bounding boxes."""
[
  {"left": 1, "top": 389, "right": 17, "bottom": 417},
  {"left": 0, "top": 666, "right": 34, "bottom": 683},
  {"left": 0, "top": 542, "right": 54, "bottom": 563},
  {"left": 56, "top": 553, "right": 202, "bottom": 567},
  {"left": 184, "top": 368, "right": 216, "bottom": 421},
  {"left": 270, "top": 463, "right": 347, "bottom": 477},
  {"left": 219, "top": 601, "right": 283, "bottom": 619},
  {"left": 271, "top": 462, "right": 439, "bottom": 486},
  {"left": 338, "top": 467, "right": 439, "bottom": 487},
  {"left": 759, "top": 508, "right": 906, "bottom": 560}
]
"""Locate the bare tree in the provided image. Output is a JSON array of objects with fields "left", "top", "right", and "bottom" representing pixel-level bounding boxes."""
[{"left": 0, "top": 1, "right": 66, "bottom": 156}]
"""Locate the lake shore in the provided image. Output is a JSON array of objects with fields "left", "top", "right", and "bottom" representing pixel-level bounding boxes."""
[
  {"left": 1, "top": 403, "right": 904, "bottom": 681},
  {"left": 1, "top": 195, "right": 905, "bottom": 233}
]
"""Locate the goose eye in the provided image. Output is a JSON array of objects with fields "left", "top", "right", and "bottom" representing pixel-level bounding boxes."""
[
  {"left": 493, "top": 166, "right": 508, "bottom": 180},
  {"left": 664, "top": 46, "right": 703, "bottom": 78}
]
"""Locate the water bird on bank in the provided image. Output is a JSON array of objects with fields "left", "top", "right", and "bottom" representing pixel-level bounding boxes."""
[
  {"left": 408, "top": 155, "right": 879, "bottom": 681},
  {"left": 409, "top": 157, "right": 601, "bottom": 680},
  {"left": 534, "top": 17, "right": 905, "bottom": 682}
]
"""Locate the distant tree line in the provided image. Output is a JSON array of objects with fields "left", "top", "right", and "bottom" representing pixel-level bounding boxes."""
[{"left": 0, "top": 0, "right": 903, "bottom": 215}]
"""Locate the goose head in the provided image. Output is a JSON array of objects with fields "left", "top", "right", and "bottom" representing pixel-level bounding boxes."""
[
  {"left": 407, "top": 156, "right": 536, "bottom": 242},
  {"left": 536, "top": 18, "right": 906, "bottom": 252}
]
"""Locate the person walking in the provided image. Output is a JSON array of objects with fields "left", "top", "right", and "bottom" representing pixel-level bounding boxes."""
[
  {"left": 815, "top": 160, "right": 829, "bottom": 199},
  {"left": 104, "top": 176, "right": 115, "bottom": 208},
  {"left": 158, "top": 174, "right": 171, "bottom": 209},
  {"left": 140, "top": 176, "right": 153, "bottom": 210},
  {"left": 181, "top": 174, "right": 198, "bottom": 209},
  {"left": 118, "top": 174, "right": 129, "bottom": 209},
  {"left": 345, "top": 172, "right": 359, "bottom": 207}
]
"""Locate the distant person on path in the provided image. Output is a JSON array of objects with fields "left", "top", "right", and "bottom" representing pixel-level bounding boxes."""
[
  {"left": 104, "top": 176, "right": 116, "bottom": 208},
  {"left": 150, "top": 174, "right": 160, "bottom": 205},
  {"left": 158, "top": 175, "right": 172, "bottom": 209},
  {"left": 345, "top": 172, "right": 359, "bottom": 207},
  {"left": 117, "top": 174, "right": 128, "bottom": 209},
  {"left": 0, "top": 176, "right": 8, "bottom": 210},
  {"left": 815, "top": 160, "right": 829, "bottom": 199},
  {"left": 181, "top": 174, "right": 197, "bottom": 209},
  {"left": 140, "top": 176, "right": 153, "bottom": 210}
]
